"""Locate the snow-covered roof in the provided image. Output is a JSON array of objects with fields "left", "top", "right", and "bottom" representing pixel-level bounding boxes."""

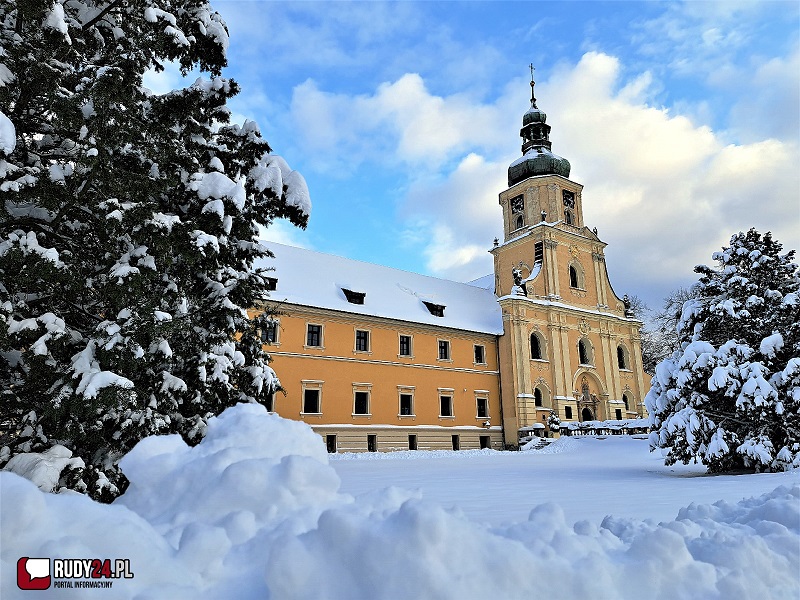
[
  {"left": 257, "top": 243, "right": 504, "bottom": 335},
  {"left": 466, "top": 273, "right": 494, "bottom": 291}
]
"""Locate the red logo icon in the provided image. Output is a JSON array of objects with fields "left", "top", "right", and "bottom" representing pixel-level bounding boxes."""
[{"left": 17, "top": 557, "right": 51, "bottom": 590}]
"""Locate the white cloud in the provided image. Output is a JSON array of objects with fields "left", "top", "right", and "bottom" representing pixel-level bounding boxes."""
[
  {"left": 402, "top": 52, "right": 799, "bottom": 305},
  {"left": 289, "top": 74, "right": 520, "bottom": 174},
  {"left": 283, "top": 45, "right": 797, "bottom": 306},
  {"left": 542, "top": 52, "right": 799, "bottom": 303}
]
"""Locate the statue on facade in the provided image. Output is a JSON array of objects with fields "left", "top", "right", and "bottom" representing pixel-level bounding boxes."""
[{"left": 511, "top": 267, "right": 528, "bottom": 296}]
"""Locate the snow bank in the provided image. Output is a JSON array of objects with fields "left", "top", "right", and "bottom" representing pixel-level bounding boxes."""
[
  {"left": 3, "top": 445, "right": 84, "bottom": 493},
  {"left": 2, "top": 404, "right": 798, "bottom": 599}
]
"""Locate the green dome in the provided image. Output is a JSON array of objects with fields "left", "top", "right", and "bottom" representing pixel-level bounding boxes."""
[
  {"left": 523, "top": 104, "right": 546, "bottom": 125},
  {"left": 508, "top": 148, "right": 571, "bottom": 186}
]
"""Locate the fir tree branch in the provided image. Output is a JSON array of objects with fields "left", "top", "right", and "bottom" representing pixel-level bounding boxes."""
[{"left": 81, "top": 0, "right": 124, "bottom": 32}]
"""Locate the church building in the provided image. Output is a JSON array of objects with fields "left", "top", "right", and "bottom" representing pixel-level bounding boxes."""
[{"left": 254, "top": 76, "right": 650, "bottom": 452}]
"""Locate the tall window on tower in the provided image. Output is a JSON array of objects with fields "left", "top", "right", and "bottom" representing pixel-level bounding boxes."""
[
  {"left": 510, "top": 195, "right": 524, "bottom": 229},
  {"left": 578, "top": 339, "right": 593, "bottom": 365},
  {"left": 562, "top": 189, "right": 575, "bottom": 224},
  {"left": 530, "top": 332, "right": 544, "bottom": 360},
  {"left": 534, "top": 241, "right": 544, "bottom": 264}
]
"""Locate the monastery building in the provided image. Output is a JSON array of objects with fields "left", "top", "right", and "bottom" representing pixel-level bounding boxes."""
[{"left": 254, "top": 76, "right": 650, "bottom": 452}]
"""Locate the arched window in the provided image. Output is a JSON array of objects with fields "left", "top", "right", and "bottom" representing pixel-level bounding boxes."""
[
  {"left": 569, "top": 262, "right": 585, "bottom": 289},
  {"left": 530, "top": 333, "right": 543, "bottom": 360},
  {"left": 623, "top": 392, "right": 631, "bottom": 411},
  {"left": 515, "top": 215, "right": 524, "bottom": 229},
  {"left": 534, "top": 388, "right": 543, "bottom": 407},
  {"left": 578, "top": 339, "right": 592, "bottom": 365},
  {"left": 617, "top": 345, "right": 628, "bottom": 370}
]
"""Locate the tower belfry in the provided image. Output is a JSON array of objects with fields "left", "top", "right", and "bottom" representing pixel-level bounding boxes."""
[
  {"left": 490, "top": 70, "right": 649, "bottom": 446},
  {"left": 508, "top": 69, "right": 570, "bottom": 186}
]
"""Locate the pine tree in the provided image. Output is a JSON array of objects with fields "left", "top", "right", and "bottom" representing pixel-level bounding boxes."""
[
  {"left": 0, "top": 0, "right": 309, "bottom": 500},
  {"left": 646, "top": 229, "right": 800, "bottom": 472}
]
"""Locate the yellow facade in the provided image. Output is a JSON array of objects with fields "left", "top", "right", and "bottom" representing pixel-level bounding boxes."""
[
  {"left": 259, "top": 305, "right": 504, "bottom": 451},
  {"left": 492, "top": 174, "right": 650, "bottom": 440},
  {"left": 254, "top": 79, "right": 650, "bottom": 451}
]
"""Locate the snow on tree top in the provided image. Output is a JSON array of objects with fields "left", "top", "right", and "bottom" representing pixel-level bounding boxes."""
[
  {"left": 258, "top": 243, "right": 503, "bottom": 334},
  {"left": 0, "top": 110, "right": 14, "bottom": 155}
]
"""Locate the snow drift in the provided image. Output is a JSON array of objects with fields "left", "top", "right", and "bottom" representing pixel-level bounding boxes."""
[{"left": 2, "top": 404, "right": 798, "bottom": 599}]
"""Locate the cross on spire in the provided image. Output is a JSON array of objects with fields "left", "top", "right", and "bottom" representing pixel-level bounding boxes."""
[{"left": 529, "top": 64, "right": 536, "bottom": 105}]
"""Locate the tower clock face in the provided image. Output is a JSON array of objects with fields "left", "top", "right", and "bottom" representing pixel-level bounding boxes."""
[
  {"left": 510, "top": 195, "right": 524, "bottom": 214},
  {"left": 562, "top": 190, "right": 575, "bottom": 209}
]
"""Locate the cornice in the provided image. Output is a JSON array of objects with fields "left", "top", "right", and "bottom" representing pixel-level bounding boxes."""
[{"left": 269, "top": 350, "right": 501, "bottom": 376}]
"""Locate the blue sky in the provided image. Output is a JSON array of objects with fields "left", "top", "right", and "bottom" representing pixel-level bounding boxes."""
[{"left": 149, "top": 1, "right": 799, "bottom": 308}]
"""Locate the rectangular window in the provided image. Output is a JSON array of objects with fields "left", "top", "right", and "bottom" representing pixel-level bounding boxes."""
[
  {"left": 615, "top": 408, "right": 623, "bottom": 420},
  {"left": 303, "top": 389, "right": 320, "bottom": 414},
  {"left": 479, "top": 435, "right": 490, "bottom": 449},
  {"left": 326, "top": 434, "right": 337, "bottom": 453},
  {"left": 476, "top": 397, "right": 488, "bottom": 419},
  {"left": 355, "top": 330, "right": 369, "bottom": 352},
  {"left": 474, "top": 344, "right": 486, "bottom": 364},
  {"left": 306, "top": 324, "right": 322, "bottom": 347},
  {"left": 367, "top": 434, "right": 377, "bottom": 452},
  {"left": 399, "top": 335, "right": 412, "bottom": 356},
  {"left": 261, "top": 321, "right": 278, "bottom": 344},
  {"left": 564, "top": 406, "right": 573, "bottom": 419},
  {"left": 451, "top": 435, "right": 460, "bottom": 451},
  {"left": 399, "top": 393, "right": 413, "bottom": 416},
  {"left": 408, "top": 434, "right": 417, "bottom": 450},
  {"left": 354, "top": 391, "right": 369, "bottom": 415},
  {"left": 438, "top": 340, "right": 451, "bottom": 361},
  {"left": 440, "top": 395, "right": 453, "bottom": 417}
]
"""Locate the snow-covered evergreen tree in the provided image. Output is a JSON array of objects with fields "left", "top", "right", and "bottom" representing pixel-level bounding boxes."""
[
  {"left": 0, "top": 0, "right": 309, "bottom": 500},
  {"left": 646, "top": 229, "right": 800, "bottom": 472},
  {"left": 547, "top": 410, "right": 560, "bottom": 433}
]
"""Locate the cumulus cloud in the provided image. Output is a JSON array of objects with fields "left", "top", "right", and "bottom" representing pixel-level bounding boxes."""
[
  {"left": 284, "top": 45, "right": 797, "bottom": 306},
  {"left": 543, "top": 52, "right": 799, "bottom": 303},
  {"left": 390, "top": 52, "right": 798, "bottom": 306},
  {"left": 289, "top": 75, "right": 519, "bottom": 174}
]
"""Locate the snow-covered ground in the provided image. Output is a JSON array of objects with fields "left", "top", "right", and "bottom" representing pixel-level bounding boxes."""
[
  {"left": 331, "top": 435, "right": 796, "bottom": 527},
  {"left": 3, "top": 404, "right": 798, "bottom": 599}
]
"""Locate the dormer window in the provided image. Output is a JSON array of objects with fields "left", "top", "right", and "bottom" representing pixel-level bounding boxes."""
[
  {"left": 423, "top": 301, "right": 445, "bottom": 317},
  {"left": 342, "top": 289, "right": 365, "bottom": 305},
  {"left": 265, "top": 277, "right": 277, "bottom": 291}
]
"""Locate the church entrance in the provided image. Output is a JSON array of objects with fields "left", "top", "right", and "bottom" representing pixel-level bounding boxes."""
[{"left": 581, "top": 407, "right": 594, "bottom": 422}]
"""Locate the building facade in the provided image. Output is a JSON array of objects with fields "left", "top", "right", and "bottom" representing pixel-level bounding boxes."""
[{"left": 255, "top": 77, "right": 650, "bottom": 451}]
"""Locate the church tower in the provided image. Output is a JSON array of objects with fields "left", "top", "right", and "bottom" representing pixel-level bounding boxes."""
[{"left": 492, "top": 71, "right": 649, "bottom": 447}]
